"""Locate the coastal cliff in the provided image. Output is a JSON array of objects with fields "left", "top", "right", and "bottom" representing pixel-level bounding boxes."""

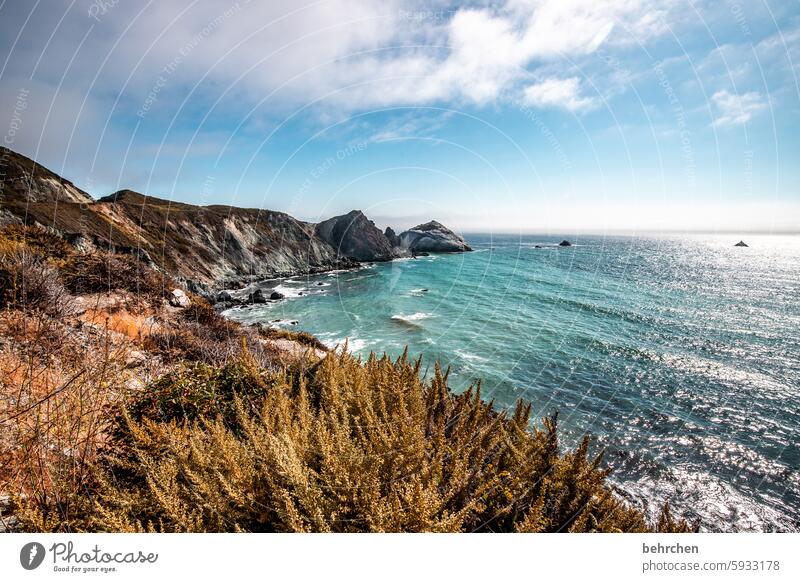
[{"left": 0, "top": 147, "right": 467, "bottom": 290}]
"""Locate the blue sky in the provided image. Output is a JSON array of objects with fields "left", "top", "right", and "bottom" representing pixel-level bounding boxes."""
[{"left": 0, "top": 0, "right": 798, "bottom": 233}]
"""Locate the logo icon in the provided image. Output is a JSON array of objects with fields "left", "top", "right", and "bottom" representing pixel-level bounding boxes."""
[{"left": 20, "top": 542, "right": 46, "bottom": 570}]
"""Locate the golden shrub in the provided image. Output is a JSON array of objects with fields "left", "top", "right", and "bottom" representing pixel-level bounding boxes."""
[{"left": 94, "top": 350, "right": 694, "bottom": 533}]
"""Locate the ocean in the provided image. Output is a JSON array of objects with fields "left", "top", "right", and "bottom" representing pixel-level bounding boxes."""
[{"left": 223, "top": 233, "right": 800, "bottom": 532}]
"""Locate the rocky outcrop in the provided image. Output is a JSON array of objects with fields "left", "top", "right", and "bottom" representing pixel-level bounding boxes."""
[
  {"left": 315, "top": 210, "right": 396, "bottom": 262},
  {"left": 399, "top": 220, "right": 471, "bottom": 253},
  {"left": 734, "top": 240, "right": 748, "bottom": 247},
  {"left": 384, "top": 227, "right": 400, "bottom": 247},
  {"left": 558, "top": 240, "right": 572, "bottom": 247}
]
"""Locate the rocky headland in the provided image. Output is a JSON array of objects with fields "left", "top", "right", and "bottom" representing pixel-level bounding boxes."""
[{"left": 0, "top": 147, "right": 470, "bottom": 300}]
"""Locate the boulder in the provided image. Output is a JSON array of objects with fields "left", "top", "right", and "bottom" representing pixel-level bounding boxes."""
[
  {"left": 169, "top": 288, "right": 190, "bottom": 308},
  {"left": 399, "top": 220, "right": 471, "bottom": 253},
  {"left": 216, "top": 290, "right": 235, "bottom": 303},
  {"left": 270, "top": 291, "right": 285, "bottom": 301},
  {"left": 249, "top": 289, "right": 268, "bottom": 304},
  {"left": 558, "top": 240, "right": 572, "bottom": 247}
]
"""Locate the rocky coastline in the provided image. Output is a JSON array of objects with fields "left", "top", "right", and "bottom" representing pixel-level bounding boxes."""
[{"left": 0, "top": 146, "right": 471, "bottom": 306}]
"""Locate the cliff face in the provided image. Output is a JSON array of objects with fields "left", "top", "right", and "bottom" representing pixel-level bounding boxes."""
[
  {"left": 315, "top": 210, "right": 396, "bottom": 262},
  {"left": 0, "top": 149, "right": 354, "bottom": 287},
  {"left": 89, "top": 190, "right": 357, "bottom": 285},
  {"left": 399, "top": 220, "right": 472, "bottom": 253},
  {"left": 0, "top": 147, "right": 468, "bottom": 289}
]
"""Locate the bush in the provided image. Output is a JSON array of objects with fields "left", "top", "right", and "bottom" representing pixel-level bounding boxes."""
[
  {"left": 0, "top": 244, "right": 68, "bottom": 315},
  {"left": 259, "top": 326, "right": 328, "bottom": 352},
  {"left": 94, "top": 350, "right": 695, "bottom": 533},
  {"left": 126, "top": 358, "right": 271, "bottom": 427},
  {"left": 181, "top": 294, "right": 222, "bottom": 327},
  {"left": 61, "top": 252, "right": 168, "bottom": 301},
  {"left": 0, "top": 224, "right": 72, "bottom": 259}
]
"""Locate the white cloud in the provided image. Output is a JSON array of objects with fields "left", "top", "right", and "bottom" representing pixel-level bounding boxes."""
[
  {"left": 712, "top": 90, "right": 767, "bottom": 127},
  {"left": 522, "top": 77, "right": 597, "bottom": 111},
  {"left": 0, "top": 0, "right": 665, "bottom": 115}
]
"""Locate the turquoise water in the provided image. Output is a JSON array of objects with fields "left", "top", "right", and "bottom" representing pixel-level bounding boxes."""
[{"left": 224, "top": 234, "right": 800, "bottom": 532}]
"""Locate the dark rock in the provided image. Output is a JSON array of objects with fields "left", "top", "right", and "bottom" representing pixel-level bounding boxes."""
[
  {"left": 399, "top": 220, "right": 471, "bottom": 253},
  {"left": 216, "top": 290, "right": 235, "bottom": 303},
  {"left": 734, "top": 240, "right": 749, "bottom": 247},
  {"left": 186, "top": 279, "right": 207, "bottom": 295},
  {"left": 534, "top": 245, "right": 542, "bottom": 249},
  {"left": 270, "top": 291, "right": 285, "bottom": 300},
  {"left": 315, "top": 210, "right": 397, "bottom": 262},
  {"left": 558, "top": 240, "right": 572, "bottom": 247},
  {"left": 317, "top": 282, "right": 325, "bottom": 286},
  {"left": 249, "top": 289, "right": 268, "bottom": 304},
  {"left": 413, "top": 251, "right": 430, "bottom": 257}
]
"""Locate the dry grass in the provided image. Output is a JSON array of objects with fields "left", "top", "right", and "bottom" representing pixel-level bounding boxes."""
[
  {"left": 0, "top": 224, "right": 73, "bottom": 259},
  {"left": 144, "top": 296, "right": 280, "bottom": 367},
  {"left": 0, "top": 242, "right": 69, "bottom": 316},
  {"left": 0, "top": 309, "right": 133, "bottom": 531},
  {"left": 0, "top": 226, "right": 152, "bottom": 530}
]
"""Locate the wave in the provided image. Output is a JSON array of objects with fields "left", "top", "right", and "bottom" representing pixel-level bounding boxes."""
[
  {"left": 321, "top": 336, "right": 368, "bottom": 352},
  {"left": 268, "top": 318, "right": 299, "bottom": 327},
  {"left": 454, "top": 349, "right": 487, "bottom": 362},
  {"left": 271, "top": 284, "right": 304, "bottom": 299},
  {"left": 391, "top": 312, "right": 434, "bottom": 327}
]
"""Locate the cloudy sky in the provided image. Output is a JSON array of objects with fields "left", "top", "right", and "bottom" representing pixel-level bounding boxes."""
[{"left": 0, "top": 0, "right": 798, "bottom": 232}]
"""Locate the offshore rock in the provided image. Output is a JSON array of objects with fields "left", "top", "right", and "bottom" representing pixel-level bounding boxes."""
[{"left": 399, "top": 220, "right": 471, "bottom": 253}]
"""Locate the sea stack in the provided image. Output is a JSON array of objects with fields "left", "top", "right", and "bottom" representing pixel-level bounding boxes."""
[
  {"left": 734, "top": 240, "right": 748, "bottom": 247},
  {"left": 558, "top": 240, "right": 572, "bottom": 247},
  {"left": 399, "top": 220, "right": 472, "bottom": 253}
]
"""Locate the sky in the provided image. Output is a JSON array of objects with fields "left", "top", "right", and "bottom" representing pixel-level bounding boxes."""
[{"left": 0, "top": 0, "right": 798, "bottom": 233}]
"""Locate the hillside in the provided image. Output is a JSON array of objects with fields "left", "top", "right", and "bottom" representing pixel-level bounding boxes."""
[{"left": 0, "top": 148, "right": 470, "bottom": 291}]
